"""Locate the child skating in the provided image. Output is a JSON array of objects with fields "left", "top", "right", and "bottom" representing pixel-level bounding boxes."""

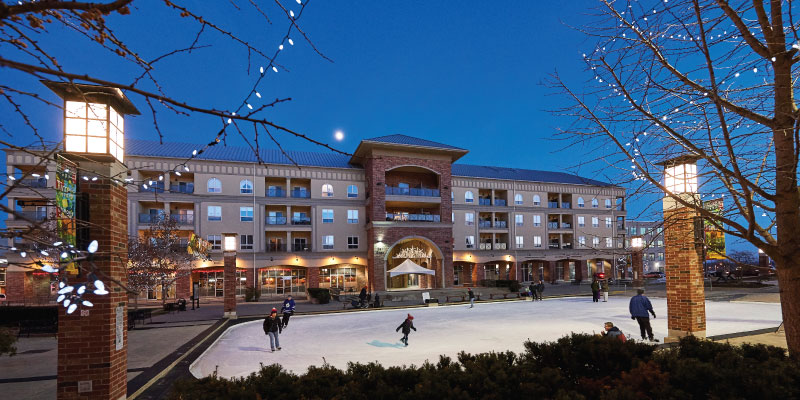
[{"left": 396, "top": 314, "right": 416, "bottom": 346}]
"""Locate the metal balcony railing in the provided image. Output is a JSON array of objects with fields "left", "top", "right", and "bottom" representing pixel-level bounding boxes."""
[
  {"left": 291, "top": 243, "right": 312, "bottom": 252},
  {"left": 561, "top": 223, "right": 572, "bottom": 229},
  {"left": 20, "top": 178, "right": 48, "bottom": 188},
  {"left": 265, "top": 243, "right": 287, "bottom": 252},
  {"left": 478, "top": 220, "right": 492, "bottom": 228},
  {"left": 549, "top": 242, "right": 561, "bottom": 249},
  {"left": 493, "top": 243, "right": 507, "bottom": 250},
  {"left": 17, "top": 210, "right": 47, "bottom": 221},
  {"left": 139, "top": 182, "right": 165, "bottom": 193},
  {"left": 561, "top": 202, "right": 571, "bottom": 209},
  {"left": 170, "top": 214, "right": 194, "bottom": 225},
  {"left": 385, "top": 213, "right": 441, "bottom": 222},
  {"left": 548, "top": 201, "right": 559, "bottom": 208},
  {"left": 479, "top": 243, "right": 491, "bottom": 250},
  {"left": 291, "top": 217, "right": 311, "bottom": 225},
  {"left": 494, "top": 199, "right": 507, "bottom": 206},
  {"left": 169, "top": 183, "right": 194, "bottom": 194},
  {"left": 290, "top": 189, "right": 310, "bottom": 198},
  {"left": 266, "top": 216, "right": 287, "bottom": 225},
  {"left": 493, "top": 221, "right": 507, "bottom": 228},
  {"left": 384, "top": 186, "right": 440, "bottom": 197},
  {"left": 562, "top": 243, "right": 573, "bottom": 249},
  {"left": 547, "top": 222, "right": 559, "bottom": 229},
  {"left": 266, "top": 188, "right": 286, "bottom": 197},
  {"left": 479, "top": 198, "right": 492, "bottom": 206},
  {"left": 138, "top": 213, "right": 161, "bottom": 223}
]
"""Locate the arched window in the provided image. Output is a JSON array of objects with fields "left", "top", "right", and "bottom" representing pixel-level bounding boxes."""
[
  {"left": 239, "top": 179, "right": 253, "bottom": 194},
  {"left": 322, "top": 183, "right": 334, "bottom": 197},
  {"left": 577, "top": 197, "right": 585, "bottom": 208},
  {"left": 604, "top": 199, "right": 612, "bottom": 208},
  {"left": 514, "top": 194, "right": 523, "bottom": 205},
  {"left": 533, "top": 195, "right": 541, "bottom": 206},
  {"left": 347, "top": 185, "right": 358, "bottom": 198},
  {"left": 465, "top": 191, "right": 474, "bottom": 203},
  {"left": 591, "top": 198, "right": 599, "bottom": 208},
  {"left": 207, "top": 178, "right": 221, "bottom": 193}
]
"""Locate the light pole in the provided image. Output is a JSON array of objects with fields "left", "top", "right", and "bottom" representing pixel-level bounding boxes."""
[
  {"left": 657, "top": 154, "right": 706, "bottom": 343},
  {"left": 45, "top": 81, "right": 139, "bottom": 400},
  {"left": 223, "top": 232, "right": 238, "bottom": 319},
  {"left": 631, "top": 236, "right": 644, "bottom": 290}
]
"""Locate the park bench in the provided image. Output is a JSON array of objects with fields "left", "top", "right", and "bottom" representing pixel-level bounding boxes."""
[{"left": 489, "top": 292, "right": 520, "bottom": 300}]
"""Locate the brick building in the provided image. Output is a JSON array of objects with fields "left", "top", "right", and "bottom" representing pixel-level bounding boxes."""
[
  {"left": 2, "top": 134, "right": 627, "bottom": 301},
  {"left": 625, "top": 220, "right": 666, "bottom": 273}
]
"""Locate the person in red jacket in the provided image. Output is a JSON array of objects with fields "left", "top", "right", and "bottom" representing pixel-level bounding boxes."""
[{"left": 396, "top": 314, "right": 417, "bottom": 346}]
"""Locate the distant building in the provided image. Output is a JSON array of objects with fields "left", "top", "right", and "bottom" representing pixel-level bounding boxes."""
[{"left": 626, "top": 220, "right": 665, "bottom": 273}]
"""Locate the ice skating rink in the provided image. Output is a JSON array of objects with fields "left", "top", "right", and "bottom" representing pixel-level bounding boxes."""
[{"left": 190, "top": 297, "right": 782, "bottom": 379}]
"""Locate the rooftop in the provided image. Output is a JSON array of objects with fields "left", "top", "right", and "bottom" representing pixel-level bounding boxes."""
[{"left": 362, "top": 134, "right": 466, "bottom": 151}]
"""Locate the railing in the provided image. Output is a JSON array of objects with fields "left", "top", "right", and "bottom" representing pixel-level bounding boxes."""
[
  {"left": 479, "top": 198, "right": 492, "bottom": 206},
  {"left": 20, "top": 178, "right": 48, "bottom": 188},
  {"left": 617, "top": 223, "right": 625, "bottom": 230},
  {"left": 266, "top": 216, "right": 287, "bottom": 225},
  {"left": 478, "top": 220, "right": 492, "bottom": 228},
  {"left": 17, "top": 210, "right": 47, "bottom": 221},
  {"left": 547, "top": 222, "right": 559, "bottom": 229},
  {"left": 291, "top": 243, "right": 312, "bottom": 252},
  {"left": 139, "top": 182, "right": 165, "bottom": 193},
  {"left": 561, "top": 223, "right": 572, "bottom": 229},
  {"left": 290, "top": 189, "right": 310, "bottom": 198},
  {"left": 266, "top": 188, "right": 286, "bottom": 197},
  {"left": 561, "top": 202, "right": 571, "bottom": 209},
  {"left": 493, "top": 221, "right": 507, "bottom": 228},
  {"left": 493, "top": 243, "right": 507, "bottom": 250},
  {"left": 549, "top": 242, "right": 561, "bottom": 249},
  {"left": 384, "top": 186, "right": 440, "bottom": 197},
  {"left": 494, "top": 199, "right": 507, "bottom": 206},
  {"left": 479, "top": 243, "right": 491, "bottom": 250},
  {"left": 169, "top": 183, "right": 194, "bottom": 194},
  {"left": 291, "top": 217, "right": 311, "bottom": 225},
  {"left": 265, "top": 243, "right": 287, "bottom": 252},
  {"left": 562, "top": 243, "right": 573, "bottom": 249},
  {"left": 170, "top": 214, "right": 194, "bottom": 225},
  {"left": 548, "top": 201, "right": 559, "bottom": 208},
  {"left": 138, "top": 213, "right": 162, "bottom": 223},
  {"left": 385, "top": 213, "right": 441, "bottom": 222}
]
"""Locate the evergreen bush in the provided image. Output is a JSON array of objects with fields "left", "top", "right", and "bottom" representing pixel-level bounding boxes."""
[{"left": 306, "top": 288, "right": 330, "bottom": 304}]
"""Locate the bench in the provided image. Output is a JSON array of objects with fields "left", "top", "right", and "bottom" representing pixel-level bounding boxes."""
[
  {"left": 446, "top": 295, "right": 465, "bottom": 302},
  {"left": 489, "top": 292, "right": 521, "bottom": 300},
  {"left": 128, "top": 309, "right": 153, "bottom": 329}
]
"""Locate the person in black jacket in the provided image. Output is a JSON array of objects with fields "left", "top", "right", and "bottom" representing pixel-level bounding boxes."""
[
  {"left": 263, "top": 308, "right": 282, "bottom": 352},
  {"left": 535, "top": 280, "right": 545, "bottom": 301},
  {"left": 396, "top": 314, "right": 417, "bottom": 346},
  {"left": 467, "top": 288, "right": 475, "bottom": 308},
  {"left": 359, "top": 286, "right": 368, "bottom": 306}
]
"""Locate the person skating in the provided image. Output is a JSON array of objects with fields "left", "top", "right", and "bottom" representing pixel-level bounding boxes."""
[
  {"left": 535, "top": 280, "right": 545, "bottom": 301},
  {"left": 396, "top": 314, "right": 417, "bottom": 346},
  {"left": 263, "top": 308, "right": 283, "bottom": 352},
  {"left": 281, "top": 295, "right": 295, "bottom": 329},
  {"left": 467, "top": 287, "right": 475, "bottom": 308},
  {"left": 601, "top": 279, "right": 609, "bottom": 302},
  {"left": 629, "top": 289, "right": 659, "bottom": 342},
  {"left": 599, "top": 321, "right": 627, "bottom": 342},
  {"left": 591, "top": 278, "right": 600, "bottom": 302}
]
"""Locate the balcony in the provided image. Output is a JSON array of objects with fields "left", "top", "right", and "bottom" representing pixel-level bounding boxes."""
[
  {"left": 562, "top": 242, "right": 573, "bottom": 249},
  {"left": 493, "top": 243, "right": 507, "bottom": 250},
  {"left": 561, "top": 202, "right": 571, "bottom": 209},
  {"left": 139, "top": 182, "right": 165, "bottom": 193},
  {"left": 170, "top": 214, "right": 194, "bottom": 225},
  {"left": 265, "top": 243, "right": 312, "bottom": 252},
  {"left": 494, "top": 199, "right": 507, "bottom": 206},
  {"left": 478, "top": 220, "right": 492, "bottom": 228},
  {"left": 561, "top": 223, "right": 572, "bottom": 229},
  {"left": 266, "top": 188, "right": 286, "bottom": 198},
  {"left": 20, "top": 178, "right": 48, "bottom": 188},
  {"left": 494, "top": 221, "right": 507, "bottom": 229},
  {"left": 169, "top": 183, "right": 194, "bottom": 194},
  {"left": 290, "top": 189, "right": 310, "bottom": 198},
  {"left": 17, "top": 210, "right": 47, "bottom": 221},
  {"left": 385, "top": 213, "right": 441, "bottom": 222},
  {"left": 548, "top": 201, "right": 559, "bottom": 208},
  {"left": 548, "top": 242, "right": 561, "bottom": 249},
  {"left": 266, "top": 216, "right": 287, "bottom": 225},
  {"left": 479, "top": 198, "right": 492, "bottom": 206},
  {"left": 479, "top": 243, "right": 492, "bottom": 250},
  {"left": 291, "top": 217, "right": 311, "bottom": 225},
  {"left": 547, "top": 222, "right": 559, "bottom": 229},
  {"left": 384, "top": 186, "right": 440, "bottom": 197}
]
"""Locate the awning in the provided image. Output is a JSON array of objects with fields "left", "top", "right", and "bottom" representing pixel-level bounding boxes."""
[{"left": 388, "top": 259, "right": 436, "bottom": 277}]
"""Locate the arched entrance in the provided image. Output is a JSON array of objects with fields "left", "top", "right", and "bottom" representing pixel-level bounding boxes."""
[{"left": 384, "top": 237, "right": 443, "bottom": 290}]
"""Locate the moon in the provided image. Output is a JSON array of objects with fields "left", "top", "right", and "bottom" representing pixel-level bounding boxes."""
[{"left": 334, "top": 130, "right": 344, "bottom": 141}]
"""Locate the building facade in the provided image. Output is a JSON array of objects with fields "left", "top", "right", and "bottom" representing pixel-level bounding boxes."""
[
  {"left": 2, "top": 134, "right": 627, "bottom": 301},
  {"left": 625, "top": 220, "right": 665, "bottom": 273}
]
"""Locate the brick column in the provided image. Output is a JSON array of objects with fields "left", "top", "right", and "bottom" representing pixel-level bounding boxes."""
[
  {"left": 542, "top": 261, "right": 551, "bottom": 283},
  {"left": 663, "top": 197, "right": 706, "bottom": 342},
  {"left": 223, "top": 252, "right": 237, "bottom": 319},
  {"left": 57, "top": 161, "right": 127, "bottom": 400},
  {"left": 509, "top": 262, "right": 518, "bottom": 281},
  {"left": 575, "top": 260, "right": 585, "bottom": 282},
  {"left": 307, "top": 267, "right": 319, "bottom": 289},
  {"left": 632, "top": 250, "right": 644, "bottom": 289},
  {"left": 176, "top": 273, "right": 191, "bottom": 299},
  {"left": 5, "top": 268, "right": 29, "bottom": 303},
  {"left": 474, "top": 263, "right": 485, "bottom": 285}
]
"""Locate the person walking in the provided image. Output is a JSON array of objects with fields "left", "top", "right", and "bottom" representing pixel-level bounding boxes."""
[
  {"left": 591, "top": 278, "right": 600, "bottom": 302},
  {"left": 535, "top": 280, "right": 545, "bottom": 301},
  {"left": 599, "top": 322, "right": 627, "bottom": 342},
  {"left": 601, "top": 279, "right": 609, "bottom": 302},
  {"left": 629, "top": 289, "right": 659, "bottom": 342},
  {"left": 396, "top": 314, "right": 417, "bottom": 346},
  {"left": 526, "top": 283, "right": 534, "bottom": 300},
  {"left": 467, "top": 287, "right": 475, "bottom": 308},
  {"left": 263, "top": 308, "right": 283, "bottom": 352},
  {"left": 281, "top": 294, "right": 296, "bottom": 329},
  {"left": 359, "top": 286, "right": 368, "bottom": 307}
]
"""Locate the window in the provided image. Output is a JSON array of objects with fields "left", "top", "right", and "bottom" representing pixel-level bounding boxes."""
[
  {"left": 578, "top": 236, "right": 586, "bottom": 247},
  {"left": 452, "top": 212, "right": 454, "bottom": 222},
  {"left": 591, "top": 198, "right": 599, "bottom": 208},
  {"left": 323, "top": 235, "right": 334, "bottom": 249},
  {"left": 347, "top": 209, "right": 359, "bottom": 224},
  {"left": 578, "top": 216, "right": 585, "bottom": 227},
  {"left": 240, "top": 207, "right": 253, "bottom": 222},
  {"left": 515, "top": 236, "right": 524, "bottom": 249},
  {"left": 640, "top": 227, "right": 647, "bottom": 234},
  {"left": 322, "top": 184, "right": 334, "bottom": 197},
  {"left": 322, "top": 209, "right": 334, "bottom": 223},
  {"left": 240, "top": 179, "right": 253, "bottom": 194},
  {"left": 605, "top": 217, "right": 612, "bottom": 228},
  {"left": 465, "top": 212, "right": 474, "bottom": 226},
  {"left": 658, "top": 253, "right": 664, "bottom": 261},
  {"left": 347, "top": 185, "right": 358, "bottom": 198},
  {"left": 240, "top": 235, "right": 253, "bottom": 250},
  {"left": 515, "top": 214, "right": 524, "bottom": 226},
  {"left": 207, "top": 178, "right": 221, "bottom": 193},
  {"left": 648, "top": 253, "right": 656, "bottom": 261},
  {"left": 592, "top": 217, "right": 599, "bottom": 228},
  {"left": 533, "top": 236, "right": 542, "bottom": 248},
  {"left": 657, "top": 239, "right": 664, "bottom": 247},
  {"left": 533, "top": 195, "right": 541, "bottom": 206},
  {"left": 533, "top": 215, "right": 541, "bottom": 227},
  {"left": 208, "top": 206, "right": 221, "bottom": 221},
  {"left": 451, "top": 191, "right": 454, "bottom": 202},
  {"left": 605, "top": 199, "right": 612, "bottom": 208},
  {"left": 348, "top": 236, "right": 359, "bottom": 249},
  {"left": 207, "top": 235, "right": 221, "bottom": 250},
  {"left": 592, "top": 237, "right": 600, "bottom": 247},
  {"left": 577, "top": 197, "right": 585, "bottom": 208},
  {"left": 514, "top": 194, "right": 523, "bottom": 205},
  {"left": 465, "top": 191, "right": 474, "bottom": 203},
  {"left": 466, "top": 236, "right": 475, "bottom": 249},
  {"left": 605, "top": 237, "right": 613, "bottom": 248}
]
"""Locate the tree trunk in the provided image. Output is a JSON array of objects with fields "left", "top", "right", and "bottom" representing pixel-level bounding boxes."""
[{"left": 775, "top": 260, "right": 800, "bottom": 360}]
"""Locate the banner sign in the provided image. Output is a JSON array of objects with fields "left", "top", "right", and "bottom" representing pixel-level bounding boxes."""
[
  {"left": 703, "top": 198, "right": 726, "bottom": 259},
  {"left": 55, "top": 155, "right": 78, "bottom": 274},
  {"left": 187, "top": 233, "right": 211, "bottom": 260}
]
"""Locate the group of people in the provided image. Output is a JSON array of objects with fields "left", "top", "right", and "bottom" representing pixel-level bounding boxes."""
[
  {"left": 590, "top": 278, "right": 609, "bottom": 302},
  {"left": 600, "top": 289, "right": 659, "bottom": 343},
  {"left": 527, "top": 280, "right": 545, "bottom": 301}
]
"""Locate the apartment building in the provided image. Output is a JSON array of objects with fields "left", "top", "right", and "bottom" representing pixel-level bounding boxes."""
[
  {"left": 2, "top": 134, "right": 626, "bottom": 301},
  {"left": 626, "top": 220, "right": 665, "bottom": 273}
]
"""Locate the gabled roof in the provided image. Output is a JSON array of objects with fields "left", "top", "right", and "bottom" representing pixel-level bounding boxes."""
[
  {"left": 363, "top": 134, "right": 466, "bottom": 151},
  {"left": 452, "top": 164, "right": 616, "bottom": 187},
  {"left": 125, "top": 139, "right": 358, "bottom": 169}
]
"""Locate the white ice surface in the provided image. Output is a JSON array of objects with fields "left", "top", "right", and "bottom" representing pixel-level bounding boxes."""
[{"left": 190, "top": 297, "right": 782, "bottom": 379}]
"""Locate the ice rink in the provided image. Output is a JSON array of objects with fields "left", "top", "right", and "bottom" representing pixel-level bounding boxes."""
[{"left": 190, "top": 297, "right": 783, "bottom": 379}]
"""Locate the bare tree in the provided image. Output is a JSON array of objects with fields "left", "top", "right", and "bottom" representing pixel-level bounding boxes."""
[
  {"left": 551, "top": 0, "right": 800, "bottom": 358},
  {"left": 127, "top": 216, "right": 194, "bottom": 308}
]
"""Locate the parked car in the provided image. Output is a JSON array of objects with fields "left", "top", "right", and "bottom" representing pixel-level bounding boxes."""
[
  {"left": 644, "top": 271, "right": 665, "bottom": 279},
  {"left": 0, "top": 293, "right": 6, "bottom": 302}
]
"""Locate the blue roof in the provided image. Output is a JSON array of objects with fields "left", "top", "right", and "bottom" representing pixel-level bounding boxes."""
[
  {"left": 364, "top": 134, "right": 465, "bottom": 151},
  {"left": 126, "top": 139, "right": 358, "bottom": 169},
  {"left": 452, "top": 164, "right": 615, "bottom": 187}
]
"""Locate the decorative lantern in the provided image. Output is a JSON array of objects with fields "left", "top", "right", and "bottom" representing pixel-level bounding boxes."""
[
  {"left": 658, "top": 154, "right": 700, "bottom": 194},
  {"left": 223, "top": 233, "right": 237, "bottom": 252}
]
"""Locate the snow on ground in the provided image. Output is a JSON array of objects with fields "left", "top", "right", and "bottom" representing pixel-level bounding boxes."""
[{"left": 190, "top": 297, "right": 782, "bottom": 379}]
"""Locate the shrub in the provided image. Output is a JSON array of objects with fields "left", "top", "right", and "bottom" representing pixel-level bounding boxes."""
[
  {"left": 244, "top": 287, "right": 261, "bottom": 302},
  {"left": 0, "top": 328, "right": 17, "bottom": 356},
  {"left": 307, "top": 288, "right": 330, "bottom": 304}
]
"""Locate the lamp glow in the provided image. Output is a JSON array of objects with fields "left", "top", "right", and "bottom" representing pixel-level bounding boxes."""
[
  {"left": 664, "top": 161, "right": 697, "bottom": 194},
  {"left": 223, "top": 233, "right": 237, "bottom": 252}
]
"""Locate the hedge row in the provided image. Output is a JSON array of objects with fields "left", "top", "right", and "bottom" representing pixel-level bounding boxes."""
[{"left": 169, "top": 334, "right": 799, "bottom": 399}]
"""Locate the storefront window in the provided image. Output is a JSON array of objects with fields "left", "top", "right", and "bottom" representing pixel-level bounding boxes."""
[
  {"left": 568, "top": 261, "right": 576, "bottom": 281},
  {"left": 520, "top": 263, "right": 533, "bottom": 282},
  {"left": 195, "top": 269, "right": 247, "bottom": 297},
  {"left": 484, "top": 264, "right": 499, "bottom": 280},
  {"left": 260, "top": 267, "right": 306, "bottom": 296},
  {"left": 555, "top": 262, "right": 564, "bottom": 281},
  {"left": 319, "top": 266, "right": 357, "bottom": 292}
]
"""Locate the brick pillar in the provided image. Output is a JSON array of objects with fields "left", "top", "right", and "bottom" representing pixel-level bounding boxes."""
[
  {"left": 548, "top": 261, "right": 557, "bottom": 283},
  {"left": 5, "top": 268, "right": 29, "bottom": 303},
  {"left": 307, "top": 267, "right": 319, "bottom": 289},
  {"left": 509, "top": 262, "right": 518, "bottom": 281},
  {"left": 176, "top": 273, "right": 191, "bottom": 299},
  {"left": 474, "top": 264, "right": 486, "bottom": 285},
  {"left": 663, "top": 197, "right": 706, "bottom": 342},
  {"left": 575, "top": 260, "right": 585, "bottom": 282},
  {"left": 632, "top": 250, "right": 644, "bottom": 289},
  {"left": 223, "top": 252, "right": 237, "bottom": 319},
  {"left": 542, "top": 261, "right": 551, "bottom": 283},
  {"left": 57, "top": 161, "right": 128, "bottom": 400}
]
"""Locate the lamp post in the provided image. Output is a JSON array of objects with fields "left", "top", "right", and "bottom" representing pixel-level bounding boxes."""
[
  {"left": 657, "top": 154, "right": 706, "bottom": 343},
  {"left": 45, "top": 81, "right": 139, "bottom": 400},
  {"left": 631, "top": 236, "right": 644, "bottom": 290},
  {"left": 223, "top": 232, "right": 238, "bottom": 319}
]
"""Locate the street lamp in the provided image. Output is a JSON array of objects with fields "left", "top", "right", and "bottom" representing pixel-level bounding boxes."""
[
  {"left": 659, "top": 154, "right": 699, "bottom": 195},
  {"left": 223, "top": 233, "right": 237, "bottom": 252},
  {"left": 222, "top": 233, "right": 237, "bottom": 319},
  {"left": 631, "top": 235, "right": 644, "bottom": 289}
]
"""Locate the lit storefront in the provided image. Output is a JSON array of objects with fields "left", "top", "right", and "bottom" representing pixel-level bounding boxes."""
[
  {"left": 319, "top": 266, "right": 360, "bottom": 293},
  {"left": 259, "top": 267, "right": 306, "bottom": 297},
  {"left": 194, "top": 268, "right": 247, "bottom": 297}
]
